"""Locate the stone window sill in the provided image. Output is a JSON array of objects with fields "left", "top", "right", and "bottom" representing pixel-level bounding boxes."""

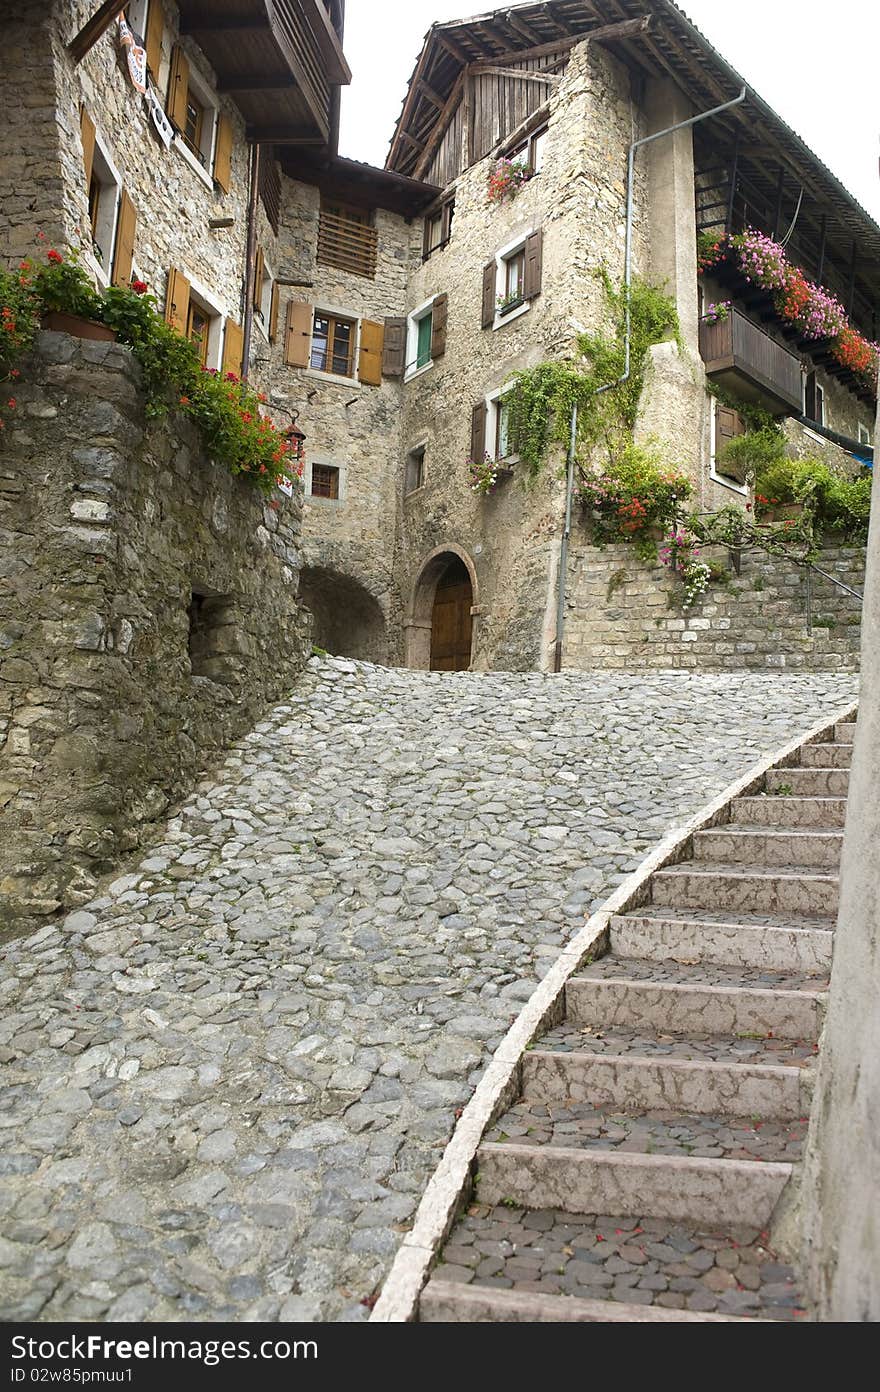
[
  {"left": 404, "top": 360, "right": 434, "bottom": 385},
  {"left": 304, "top": 367, "right": 358, "bottom": 388},
  {"left": 493, "top": 300, "right": 530, "bottom": 331},
  {"left": 174, "top": 136, "right": 215, "bottom": 192}
]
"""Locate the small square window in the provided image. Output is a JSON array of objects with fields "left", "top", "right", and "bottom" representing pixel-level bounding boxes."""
[
  {"left": 423, "top": 198, "right": 454, "bottom": 259},
  {"left": 858, "top": 422, "right": 873, "bottom": 446},
  {"left": 499, "top": 248, "right": 525, "bottom": 315},
  {"left": 311, "top": 312, "right": 356, "bottom": 378},
  {"left": 405, "top": 445, "right": 425, "bottom": 494},
  {"left": 311, "top": 463, "right": 340, "bottom": 499}
]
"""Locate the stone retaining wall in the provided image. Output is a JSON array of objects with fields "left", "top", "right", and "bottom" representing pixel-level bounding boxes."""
[
  {"left": 563, "top": 539, "right": 864, "bottom": 672},
  {"left": 0, "top": 331, "right": 310, "bottom": 930}
]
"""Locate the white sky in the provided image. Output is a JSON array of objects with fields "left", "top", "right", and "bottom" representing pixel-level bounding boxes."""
[{"left": 338, "top": 0, "right": 880, "bottom": 223}]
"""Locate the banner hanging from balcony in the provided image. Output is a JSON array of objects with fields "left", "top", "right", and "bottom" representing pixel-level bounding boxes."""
[{"left": 117, "top": 15, "right": 148, "bottom": 95}]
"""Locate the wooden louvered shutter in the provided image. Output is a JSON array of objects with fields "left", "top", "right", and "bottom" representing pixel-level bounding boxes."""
[
  {"left": 164, "top": 266, "right": 190, "bottom": 334},
  {"left": 213, "top": 114, "right": 233, "bottom": 193},
  {"left": 268, "top": 282, "right": 280, "bottom": 344},
  {"left": 112, "top": 189, "right": 137, "bottom": 288},
  {"left": 430, "top": 292, "right": 448, "bottom": 359},
  {"left": 358, "top": 320, "right": 384, "bottom": 386},
  {"left": 166, "top": 44, "right": 189, "bottom": 130},
  {"left": 471, "top": 400, "right": 487, "bottom": 462},
  {"left": 481, "top": 259, "right": 497, "bottom": 328},
  {"left": 81, "top": 107, "right": 96, "bottom": 189},
  {"left": 715, "top": 403, "right": 747, "bottom": 483},
  {"left": 382, "top": 316, "right": 406, "bottom": 376},
  {"left": 284, "top": 300, "right": 312, "bottom": 368},
  {"left": 144, "top": 1, "right": 164, "bottom": 79},
  {"left": 222, "top": 320, "right": 243, "bottom": 377},
  {"left": 523, "top": 228, "right": 544, "bottom": 300}
]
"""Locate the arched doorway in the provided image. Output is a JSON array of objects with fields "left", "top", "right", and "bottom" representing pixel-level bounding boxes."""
[
  {"left": 299, "top": 567, "right": 389, "bottom": 664},
  {"left": 406, "top": 548, "right": 477, "bottom": 671}
]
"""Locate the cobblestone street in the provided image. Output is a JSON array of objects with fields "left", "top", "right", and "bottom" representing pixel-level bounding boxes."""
[{"left": 0, "top": 658, "right": 857, "bottom": 1322}]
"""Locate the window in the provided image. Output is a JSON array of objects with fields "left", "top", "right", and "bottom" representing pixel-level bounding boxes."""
[
  {"left": 86, "top": 139, "right": 122, "bottom": 276},
  {"left": 405, "top": 300, "right": 435, "bottom": 380},
  {"left": 509, "top": 124, "right": 549, "bottom": 174},
  {"left": 485, "top": 386, "right": 518, "bottom": 462},
  {"left": 310, "top": 464, "right": 340, "bottom": 500},
  {"left": 167, "top": 46, "right": 218, "bottom": 178},
  {"left": 317, "top": 199, "right": 378, "bottom": 278},
  {"left": 405, "top": 445, "right": 426, "bottom": 494},
  {"left": 710, "top": 400, "right": 748, "bottom": 493},
  {"left": 187, "top": 301, "right": 211, "bottom": 367},
  {"left": 254, "top": 248, "right": 276, "bottom": 339},
  {"left": 483, "top": 230, "right": 543, "bottom": 330},
  {"left": 423, "top": 197, "right": 455, "bottom": 259},
  {"left": 182, "top": 92, "right": 205, "bottom": 162},
  {"left": 804, "top": 371, "right": 825, "bottom": 426},
  {"left": 500, "top": 247, "right": 526, "bottom": 314},
  {"left": 311, "top": 312, "right": 356, "bottom": 378},
  {"left": 858, "top": 422, "right": 873, "bottom": 446}
]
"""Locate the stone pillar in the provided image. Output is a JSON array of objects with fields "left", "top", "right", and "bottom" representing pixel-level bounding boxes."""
[
  {"left": 643, "top": 78, "right": 701, "bottom": 354},
  {"left": 798, "top": 396, "right": 880, "bottom": 1319}
]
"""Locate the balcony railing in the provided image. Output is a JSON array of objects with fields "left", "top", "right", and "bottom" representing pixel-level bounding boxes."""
[
  {"left": 699, "top": 308, "right": 803, "bottom": 414},
  {"left": 317, "top": 210, "right": 378, "bottom": 279}
]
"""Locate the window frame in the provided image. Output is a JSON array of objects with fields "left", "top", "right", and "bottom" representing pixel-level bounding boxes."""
[
  {"left": 185, "top": 274, "right": 225, "bottom": 372},
  {"left": 709, "top": 396, "right": 749, "bottom": 496},
  {"left": 305, "top": 455, "right": 346, "bottom": 505},
  {"left": 485, "top": 384, "right": 519, "bottom": 465},
  {"left": 309, "top": 309, "right": 359, "bottom": 382},
  {"left": 508, "top": 123, "right": 549, "bottom": 175},
  {"left": 254, "top": 253, "right": 275, "bottom": 339},
  {"left": 404, "top": 298, "right": 436, "bottom": 383},
  {"left": 492, "top": 234, "right": 532, "bottom": 330},
  {"left": 84, "top": 132, "right": 123, "bottom": 288},
  {"left": 172, "top": 60, "right": 218, "bottom": 189},
  {"left": 423, "top": 196, "right": 455, "bottom": 261},
  {"left": 858, "top": 421, "right": 873, "bottom": 447},
  {"left": 405, "top": 441, "right": 427, "bottom": 496}
]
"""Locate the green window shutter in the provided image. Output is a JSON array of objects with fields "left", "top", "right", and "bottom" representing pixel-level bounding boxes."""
[{"left": 416, "top": 311, "right": 433, "bottom": 369}]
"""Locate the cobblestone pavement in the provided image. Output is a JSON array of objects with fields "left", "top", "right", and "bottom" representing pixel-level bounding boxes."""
[
  {"left": 439, "top": 1206, "right": 804, "bottom": 1319},
  {"left": 486, "top": 1101, "right": 808, "bottom": 1162},
  {"left": 0, "top": 660, "right": 855, "bottom": 1322}
]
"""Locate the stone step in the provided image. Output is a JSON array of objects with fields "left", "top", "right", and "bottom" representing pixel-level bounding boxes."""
[
  {"left": 475, "top": 1141, "right": 791, "bottom": 1227},
  {"left": 583, "top": 954, "right": 828, "bottom": 993},
  {"left": 420, "top": 1281, "right": 756, "bottom": 1322},
  {"left": 565, "top": 976, "right": 824, "bottom": 1040},
  {"left": 651, "top": 863, "right": 838, "bottom": 917},
  {"left": 835, "top": 721, "right": 856, "bottom": 743},
  {"left": 692, "top": 826, "right": 843, "bottom": 869},
  {"left": 766, "top": 767, "right": 849, "bottom": 797},
  {"left": 611, "top": 912, "right": 833, "bottom": 974},
  {"left": 522, "top": 1049, "right": 809, "bottom": 1118},
  {"left": 538, "top": 1020, "right": 817, "bottom": 1068},
  {"left": 730, "top": 796, "right": 847, "bottom": 828},
  {"left": 799, "top": 743, "right": 852, "bottom": 769}
]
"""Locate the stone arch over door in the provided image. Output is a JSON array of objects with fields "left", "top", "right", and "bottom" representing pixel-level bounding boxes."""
[
  {"left": 299, "top": 567, "right": 389, "bottom": 664},
  {"left": 406, "top": 546, "right": 479, "bottom": 671}
]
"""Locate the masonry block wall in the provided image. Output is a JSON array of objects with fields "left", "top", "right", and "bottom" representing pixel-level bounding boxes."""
[
  {"left": 563, "top": 539, "right": 864, "bottom": 671},
  {"left": 0, "top": 332, "right": 310, "bottom": 931}
]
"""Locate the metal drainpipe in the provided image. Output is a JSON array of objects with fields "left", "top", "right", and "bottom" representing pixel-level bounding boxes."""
[
  {"left": 241, "top": 142, "right": 261, "bottom": 384},
  {"left": 552, "top": 85, "right": 747, "bottom": 673}
]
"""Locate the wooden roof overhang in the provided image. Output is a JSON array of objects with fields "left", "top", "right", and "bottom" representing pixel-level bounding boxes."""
[
  {"left": 386, "top": 1, "right": 880, "bottom": 342},
  {"left": 281, "top": 154, "right": 440, "bottom": 217}
]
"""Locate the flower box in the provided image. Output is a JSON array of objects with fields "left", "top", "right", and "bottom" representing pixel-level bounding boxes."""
[{"left": 41, "top": 310, "right": 117, "bottom": 342}]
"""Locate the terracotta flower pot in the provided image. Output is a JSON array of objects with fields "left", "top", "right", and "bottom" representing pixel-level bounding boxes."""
[{"left": 41, "top": 310, "right": 116, "bottom": 342}]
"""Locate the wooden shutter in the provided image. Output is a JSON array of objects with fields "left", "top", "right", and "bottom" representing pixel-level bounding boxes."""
[
  {"left": 470, "top": 400, "right": 487, "bottom": 462},
  {"left": 166, "top": 44, "right": 189, "bottom": 130},
  {"left": 268, "top": 281, "right": 280, "bottom": 343},
  {"left": 714, "top": 403, "right": 747, "bottom": 482},
  {"left": 213, "top": 113, "right": 233, "bottom": 193},
  {"left": 358, "top": 320, "right": 385, "bottom": 386},
  {"left": 144, "top": 0, "right": 164, "bottom": 79},
  {"left": 430, "top": 293, "right": 448, "bottom": 359},
  {"left": 222, "top": 320, "right": 243, "bottom": 377},
  {"left": 382, "top": 316, "right": 406, "bottom": 376},
  {"left": 164, "top": 266, "right": 190, "bottom": 334},
  {"left": 481, "top": 259, "right": 497, "bottom": 328},
  {"left": 523, "top": 228, "right": 544, "bottom": 300},
  {"left": 254, "top": 246, "right": 265, "bottom": 312},
  {"left": 80, "top": 107, "right": 96, "bottom": 189},
  {"left": 284, "top": 300, "right": 313, "bottom": 368},
  {"left": 112, "top": 189, "right": 137, "bottom": 288}
]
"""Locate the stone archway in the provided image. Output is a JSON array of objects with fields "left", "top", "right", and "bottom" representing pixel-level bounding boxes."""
[
  {"left": 406, "top": 546, "right": 479, "bottom": 671},
  {"left": 299, "top": 567, "right": 389, "bottom": 664}
]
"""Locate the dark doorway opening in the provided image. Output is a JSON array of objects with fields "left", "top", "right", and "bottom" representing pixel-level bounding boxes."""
[{"left": 430, "top": 556, "right": 473, "bottom": 671}]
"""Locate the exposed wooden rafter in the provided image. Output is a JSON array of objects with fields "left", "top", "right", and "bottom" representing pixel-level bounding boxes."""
[
  {"left": 67, "top": 0, "right": 120, "bottom": 64},
  {"left": 414, "top": 68, "right": 468, "bottom": 181}
]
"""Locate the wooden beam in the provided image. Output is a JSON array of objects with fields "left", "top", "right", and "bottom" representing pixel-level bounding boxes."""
[
  {"left": 546, "top": 4, "right": 575, "bottom": 36},
  {"left": 469, "top": 16, "right": 654, "bottom": 70},
  {"left": 246, "top": 129, "right": 326, "bottom": 145},
  {"left": 397, "top": 130, "right": 426, "bottom": 152},
  {"left": 414, "top": 68, "right": 468, "bottom": 181},
  {"left": 503, "top": 9, "right": 542, "bottom": 45},
  {"left": 462, "top": 68, "right": 473, "bottom": 175},
  {"left": 472, "top": 66, "right": 563, "bottom": 86},
  {"left": 67, "top": 0, "right": 120, "bottom": 64},
  {"left": 300, "top": 0, "right": 352, "bottom": 85},
  {"left": 435, "top": 30, "right": 470, "bottom": 64},
  {"left": 487, "top": 98, "right": 552, "bottom": 164},
  {"left": 416, "top": 79, "right": 449, "bottom": 111},
  {"left": 772, "top": 167, "right": 786, "bottom": 240}
]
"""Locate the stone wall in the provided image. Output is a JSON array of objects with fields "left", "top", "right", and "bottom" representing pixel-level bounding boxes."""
[
  {"left": 562, "top": 537, "right": 863, "bottom": 671},
  {"left": 0, "top": 332, "right": 310, "bottom": 931}
]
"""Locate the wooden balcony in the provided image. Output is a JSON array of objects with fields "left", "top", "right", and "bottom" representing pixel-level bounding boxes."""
[
  {"left": 699, "top": 308, "right": 803, "bottom": 415},
  {"left": 317, "top": 209, "right": 378, "bottom": 278}
]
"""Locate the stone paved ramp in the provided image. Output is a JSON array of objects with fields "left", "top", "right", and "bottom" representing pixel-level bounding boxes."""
[{"left": 0, "top": 659, "right": 856, "bottom": 1322}]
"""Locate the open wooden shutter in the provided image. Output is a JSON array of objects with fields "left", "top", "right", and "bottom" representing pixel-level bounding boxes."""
[
  {"left": 471, "top": 400, "right": 487, "bottom": 462},
  {"left": 358, "top": 320, "right": 384, "bottom": 386},
  {"left": 714, "top": 403, "right": 747, "bottom": 482},
  {"left": 80, "top": 107, "right": 96, "bottom": 189},
  {"left": 430, "top": 293, "right": 448, "bottom": 359},
  {"left": 268, "top": 282, "right": 280, "bottom": 343},
  {"left": 382, "top": 316, "right": 406, "bottom": 376},
  {"left": 481, "top": 259, "right": 497, "bottom": 328},
  {"left": 166, "top": 44, "right": 189, "bottom": 130},
  {"left": 164, "top": 266, "right": 190, "bottom": 334},
  {"left": 213, "top": 113, "right": 233, "bottom": 193},
  {"left": 112, "top": 189, "right": 137, "bottom": 288},
  {"left": 144, "top": 1, "right": 164, "bottom": 79},
  {"left": 222, "top": 320, "right": 243, "bottom": 377},
  {"left": 284, "top": 300, "right": 312, "bottom": 368},
  {"left": 523, "top": 228, "right": 544, "bottom": 300}
]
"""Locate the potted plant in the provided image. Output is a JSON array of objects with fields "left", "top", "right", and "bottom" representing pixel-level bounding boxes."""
[
  {"left": 487, "top": 157, "right": 532, "bottom": 205},
  {"left": 27, "top": 246, "right": 116, "bottom": 341},
  {"left": 468, "top": 451, "right": 512, "bottom": 496}
]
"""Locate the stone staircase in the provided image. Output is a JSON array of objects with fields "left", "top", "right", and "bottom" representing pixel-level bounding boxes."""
[{"left": 419, "top": 720, "right": 855, "bottom": 1322}]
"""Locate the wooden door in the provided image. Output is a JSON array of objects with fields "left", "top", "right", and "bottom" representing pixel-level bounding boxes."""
[{"left": 430, "top": 559, "right": 473, "bottom": 671}]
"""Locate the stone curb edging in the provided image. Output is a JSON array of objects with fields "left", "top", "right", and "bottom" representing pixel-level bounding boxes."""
[{"left": 368, "top": 698, "right": 858, "bottom": 1322}]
